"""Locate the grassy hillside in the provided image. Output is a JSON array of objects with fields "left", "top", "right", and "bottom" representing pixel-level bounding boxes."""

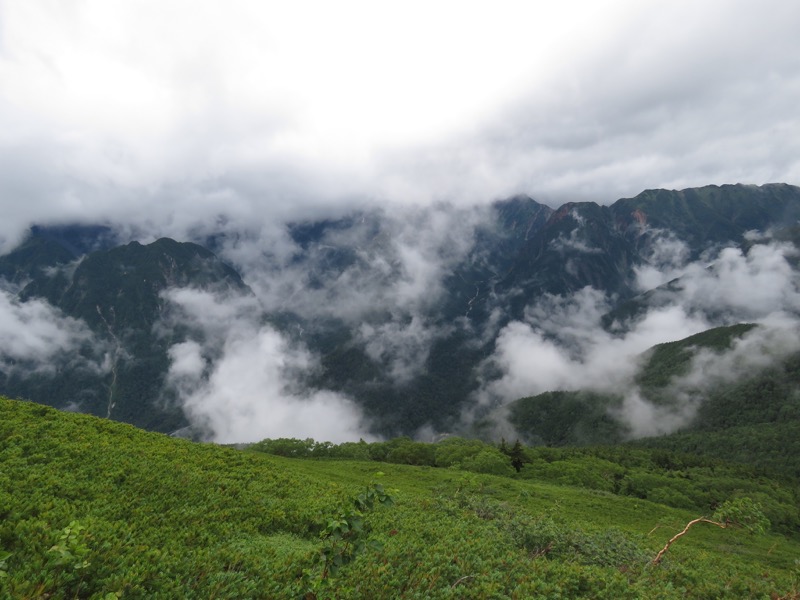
[{"left": 1, "top": 397, "right": 799, "bottom": 599}]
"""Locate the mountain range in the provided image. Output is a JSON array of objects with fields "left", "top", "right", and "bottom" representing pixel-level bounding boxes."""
[{"left": 2, "top": 183, "right": 800, "bottom": 447}]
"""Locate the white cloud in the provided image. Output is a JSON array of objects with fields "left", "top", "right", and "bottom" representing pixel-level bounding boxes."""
[
  {"left": 161, "top": 287, "right": 373, "bottom": 443},
  {"left": 549, "top": 213, "right": 603, "bottom": 255},
  {"left": 167, "top": 340, "right": 205, "bottom": 380},
  {"left": 1, "top": 1, "right": 799, "bottom": 252},
  {"left": 359, "top": 316, "right": 451, "bottom": 384},
  {"left": 173, "top": 326, "right": 370, "bottom": 444},
  {"left": 633, "top": 232, "right": 691, "bottom": 291},
  {"left": 615, "top": 389, "right": 697, "bottom": 438},
  {"left": 0, "top": 289, "right": 106, "bottom": 374},
  {"left": 481, "top": 298, "right": 708, "bottom": 405},
  {"left": 155, "top": 203, "right": 488, "bottom": 436},
  {"left": 632, "top": 240, "right": 800, "bottom": 320},
  {"left": 677, "top": 243, "right": 800, "bottom": 319}
]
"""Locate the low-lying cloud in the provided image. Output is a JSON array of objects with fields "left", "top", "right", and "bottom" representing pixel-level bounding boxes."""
[
  {"left": 4, "top": 189, "right": 800, "bottom": 445},
  {"left": 161, "top": 287, "right": 372, "bottom": 444},
  {"left": 480, "top": 294, "right": 708, "bottom": 403},
  {"left": 156, "top": 204, "right": 494, "bottom": 440},
  {"left": 0, "top": 288, "right": 107, "bottom": 376},
  {"left": 480, "top": 236, "right": 800, "bottom": 438},
  {"left": 618, "top": 316, "right": 800, "bottom": 437},
  {"left": 212, "top": 203, "right": 487, "bottom": 385},
  {"left": 215, "top": 203, "right": 487, "bottom": 320}
]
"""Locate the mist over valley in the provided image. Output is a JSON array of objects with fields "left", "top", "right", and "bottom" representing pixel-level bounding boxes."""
[{"left": 2, "top": 183, "right": 800, "bottom": 454}]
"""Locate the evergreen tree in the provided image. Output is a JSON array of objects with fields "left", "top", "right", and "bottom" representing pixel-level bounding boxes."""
[{"left": 508, "top": 440, "right": 528, "bottom": 473}]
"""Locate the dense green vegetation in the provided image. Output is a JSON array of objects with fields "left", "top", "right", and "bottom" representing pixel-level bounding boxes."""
[
  {"left": 249, "top": 436, "right": 800, "bottom": 536},
  {"left": 630, "top": 421, "right": 800, "bottom": 478},
  {"left": 507, "top": 391, "right": 627, "bottom": 446},
  {"left": 2, "top": 397, "right": 799, "bottom": 599}
]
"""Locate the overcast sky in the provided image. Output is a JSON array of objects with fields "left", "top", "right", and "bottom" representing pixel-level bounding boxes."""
[{"left": 1, "top": 0, "right": 799, "bottom": 251}]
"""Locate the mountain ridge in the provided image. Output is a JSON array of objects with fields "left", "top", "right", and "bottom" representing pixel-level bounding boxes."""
[{"left": 2, "top": 183, "right": 800, "bottom": 440}]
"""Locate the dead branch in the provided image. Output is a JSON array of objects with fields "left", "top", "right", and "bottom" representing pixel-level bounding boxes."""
[
  {"left": 451, "top": 575, "right": 476, "bottom": 588},
  {"left": 652, "top": 517, "right": 727, "bottom": 565}
]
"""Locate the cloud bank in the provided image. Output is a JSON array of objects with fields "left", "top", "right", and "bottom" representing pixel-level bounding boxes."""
[
  {"left": 3, "top": 204, "right": 800, "bottom": 444},
  {"left": 155, "top": 203, "right": 490, "bottom": 440},
  {"left": 158, "top": 226, "right": 800, "bottom": 443},
  {"left": 161, "top": 287, "right": 373, "bottom": 443},
  {"left": 211, "top": 203, "right": 485, "bottom": 385},
  {"left": 1, "top": 1, "right": 799, "bottom": 252}
]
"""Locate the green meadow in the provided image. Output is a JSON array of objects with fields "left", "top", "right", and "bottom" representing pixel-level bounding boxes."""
[{"left": 1, "top": 397, "right": 798, "bottom": 599}]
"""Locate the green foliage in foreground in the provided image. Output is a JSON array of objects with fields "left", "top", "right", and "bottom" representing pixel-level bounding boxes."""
[
  {"left": 304, "top": 480, "right": 394, "bottom": 598},
  {"left": 2, "top": 397, "right": 800, "bottom": 599}
]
